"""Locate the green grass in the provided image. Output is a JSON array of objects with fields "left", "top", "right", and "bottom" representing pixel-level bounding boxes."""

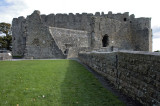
[{"left": 0, "top": 60, "right": 124, "bottom": 106}]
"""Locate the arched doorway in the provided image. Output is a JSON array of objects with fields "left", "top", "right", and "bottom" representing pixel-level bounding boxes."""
[
  {"left": 102, "top": 35, "right": 109, "bottom": 47},
  {"left": 64, "top": 49, "right": 69, "bottom": 55}
]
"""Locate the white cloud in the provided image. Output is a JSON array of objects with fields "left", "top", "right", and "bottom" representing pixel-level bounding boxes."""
[
  {"left": 153, "top": 31, "right": 160, "bottom": 38},
  {"left": 0, "top": 0, "right": 28, "bottom": 23},
  {"left": 0, "top": 0, "right": 160, "bottom": 26},
  {"left": 152, "top": 26, "right": 160, "bottom": 32},
  {"left": 0, "top": 0, "right": 160, "bottom": 51},
  {"left": 153, "top": 38, "right": 160, "bottom": 51},
  {"left": 152, "top": 26, "right": 160, "bottom": 43}
]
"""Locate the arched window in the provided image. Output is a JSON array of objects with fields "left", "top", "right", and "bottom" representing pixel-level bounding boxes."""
[{"left": 102, "top": 35, "right": 109, "bottom": 47}]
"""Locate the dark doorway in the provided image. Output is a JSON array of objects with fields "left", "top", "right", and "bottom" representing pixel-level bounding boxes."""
[
  {"left": 102, "top": 35, "right": 109, "bottom": 47},
  {"left": 64, "top": 49, "right": 69, "bottom": 55}
]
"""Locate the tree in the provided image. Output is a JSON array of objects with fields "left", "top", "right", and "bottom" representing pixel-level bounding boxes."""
[
  {"left": 0, "top": 22, "right": 12, "bottom": 50},
  {"left": 0, "top": 22, "right": 11, "bottom": 35},
  {"left": 154, "top": 50, "right": 160, "bottom": 52}
]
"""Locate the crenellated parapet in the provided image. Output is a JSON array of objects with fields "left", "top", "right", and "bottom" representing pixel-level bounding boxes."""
[{"left": 12, "top": 10, "right": 152, "bottom": 58}]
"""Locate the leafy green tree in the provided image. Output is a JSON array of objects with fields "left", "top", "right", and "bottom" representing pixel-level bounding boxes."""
[
  {"left": 0, "top": 22, "right": 11, "bottom": 35},
  {"left": 154, "top": 50, "right": 160, "bottom": 52},
  {"left": 0, "top": 22, "right": 12, "bottom": 50}
]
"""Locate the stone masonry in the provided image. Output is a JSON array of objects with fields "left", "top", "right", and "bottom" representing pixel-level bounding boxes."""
[
  {"left": 49, "top": 27, "right": 90, "bottom": 58},
  {"left": 12, "top": 10, "right": 152, "bottom": 59},
  {"left": 78, "top": 51, "right": 160, "bottom": 106},
  {"left": 11, "top": 10, "right": 159, "bottom": 106}
]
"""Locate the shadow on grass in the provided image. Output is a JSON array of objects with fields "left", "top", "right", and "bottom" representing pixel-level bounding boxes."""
[{"left": 60, "top": 60, "right": 124, "bottom": 106}]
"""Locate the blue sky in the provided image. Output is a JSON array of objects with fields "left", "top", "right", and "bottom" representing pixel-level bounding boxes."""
[
  {"left": 0, "top": 0, "right": 160, "bottom": 51},
  {"left": 0, "top": 0, "right": 10, "bottom": 6}
]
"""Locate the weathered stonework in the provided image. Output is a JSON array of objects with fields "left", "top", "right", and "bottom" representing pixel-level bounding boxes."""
[
  {"left": 49, "top": 27, "right": 90, "bottom": 58},
  {"left": 12, "top": 10, "right": 152, "bottom": 59},
  {"left": 78, "top": 51, "right": 160, "bottom": 106},
  {"left": 12, "top": 16, "right": 26, "bottom": 56},
  {"left": 24, "top": 11, "right": 65, "bottom": 59},
  {"left": 11, "top": 10, "right": 158, "bottom": 106}
]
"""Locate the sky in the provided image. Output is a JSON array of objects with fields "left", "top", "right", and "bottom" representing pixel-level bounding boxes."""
[{"left": 0, "top": 0, "right": 160, "bottom": 51}]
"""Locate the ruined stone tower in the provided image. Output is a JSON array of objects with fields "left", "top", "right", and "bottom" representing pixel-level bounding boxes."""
[{"left": 12, "top": 10, "right": 152, "bottom": 59}]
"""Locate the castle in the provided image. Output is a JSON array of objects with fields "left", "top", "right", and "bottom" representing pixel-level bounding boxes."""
[
  {"left": 11, "top": 11, "right": 160, "bottom": 106},
  {"left": 12, "top": 10, "right": 152, "bottom": 59}
]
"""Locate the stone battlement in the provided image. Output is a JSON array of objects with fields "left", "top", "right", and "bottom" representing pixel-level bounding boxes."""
[
  {"left": 12, "top": 10, "right": 152, "bottom": 59},
  {"left": 16, "top": 10, "right": 151, "bottom": 23}
]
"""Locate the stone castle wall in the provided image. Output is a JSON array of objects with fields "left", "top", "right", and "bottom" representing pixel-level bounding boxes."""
[
  {"left": 41, "top": 13, "right": 93, "bottom": 32},
  {"left": 130, "top": 18, "right": 152, "bottom": 51},
  {"left": 12, "top": 17, "right": 26, "bottom": 56},
  {"left": 12, "top": 10, "right": 90, "bottom": 59},
  {"left": 49, "top": 27, "right": 90, "bottom": 58},
  {"left": 24, "top": 11, "right": 65, "bottom": 59},
  {"left": 79, "top": 51, "right": 160, "bottom": 106},
  {"left": 92, "top": 17, "right": 133, "bottom": 49},
  {"left": 12, "top": 10, "right": 152, "bottom": 58},
  {"left": 36, "top": 11, "right": 152, "bottom": 51}
]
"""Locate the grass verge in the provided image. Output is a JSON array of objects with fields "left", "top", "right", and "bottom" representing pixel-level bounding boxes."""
[{"left": 0, "top": 60, "right": 124, "bottom": 106}]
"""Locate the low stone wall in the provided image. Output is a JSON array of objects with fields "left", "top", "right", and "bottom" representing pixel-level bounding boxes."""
[
  {"left": 0, "top": 53, "right": 12, "bottom": 60},
  {"left": 78, "top": 51, "right": 160, "bottom": 106}
]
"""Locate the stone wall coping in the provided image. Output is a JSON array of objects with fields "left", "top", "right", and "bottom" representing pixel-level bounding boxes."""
[
  {"left": 118, "top": 50, "right": 160, "bottom": 56},
  {"left": 49, "top": 27, "right": 88, "bottom": 33},
  {"left": 80, "top": 50, "right": 160, "bottom": 56}
]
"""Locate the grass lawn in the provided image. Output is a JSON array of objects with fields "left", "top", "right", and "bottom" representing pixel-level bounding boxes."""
[{"left": 0, "top": 60, "right": 124, "bottom": 106}]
